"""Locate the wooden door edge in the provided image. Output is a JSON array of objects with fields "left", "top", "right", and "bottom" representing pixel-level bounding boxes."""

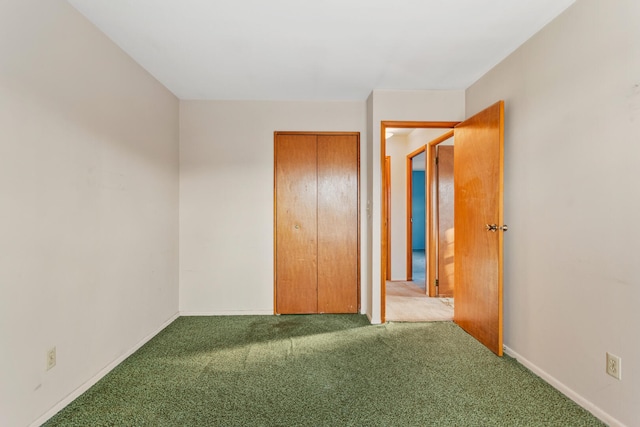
[
  {"left": 406, "top": 156, "right": 412, "bottom": 281},
  {"left": 426, "top": 130, "right": 454, "bottom": 297},
  {"left": 381, "top": 126, "right": 387, "bottom": 323},
  {"left": 357, "top": 134, "right": 362, "bottom": 313},
  {"left": 273, "top": 132, "right": 278, "bottom": 314},
  {"left": 498, "top": 100, "right": 505, "bottom": 355},
  {"left": 384, "top": 157, "right": 391, "bottom": 281},
  {"left": 426, "top": 144, "right": 437, "bottom": 297}
]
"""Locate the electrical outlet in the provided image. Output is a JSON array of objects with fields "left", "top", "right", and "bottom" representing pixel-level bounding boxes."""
[
  {"left": 47, "top": 347, "right": 56, "bottom": 371},
  {"left": 606, "top": 352, "right": 621, "bottom": 380}
]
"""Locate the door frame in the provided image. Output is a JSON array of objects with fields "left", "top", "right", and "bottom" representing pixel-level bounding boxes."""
[
  {"left": 385, "top": 156, "right": 391, "bottom": 281},
  {"left": 381, "top": 122, "right": 459, "bottom": 323},
  {"left": 405, "top": 146, "right": 426, "bottom": 283},
  {"left": 426, "top": 130, "right": 455, "bottom": 297}
]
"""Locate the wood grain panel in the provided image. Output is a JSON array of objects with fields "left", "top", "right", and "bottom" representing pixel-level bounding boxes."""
[
  {"left": 406, "top": 155, "right": 413, "bottom": 282},
  {"left": 453, "top": 101, "right": 504, "bottom": 356},
  {"left": 317, "top": 135, "right": 359, "bottom": 313},
  {"left": 426, "top": 130, "right": 454, "bottom": 297},
  {"left": 427, "top": 144, "right": 437, "bottom": 297},
  {"left": 437, "top": 145, "right": 455, "bottom": 297},
  {"left": 275, "top": 134, "right": 318, "bottom": 314}
]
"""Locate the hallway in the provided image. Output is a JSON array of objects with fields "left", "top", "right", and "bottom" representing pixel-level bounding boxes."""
[{"left": 386, "top": 281, "right": 453, "bottom": 322}]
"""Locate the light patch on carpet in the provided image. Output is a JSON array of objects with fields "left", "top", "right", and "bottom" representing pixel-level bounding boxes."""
[{"left": 386, "top": 281, "right": 454, "bottom": 322}]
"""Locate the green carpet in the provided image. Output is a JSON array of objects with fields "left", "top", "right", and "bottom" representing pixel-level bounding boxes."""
[{"left": 43, "top": 315, "right": 604, "bottom": 426}]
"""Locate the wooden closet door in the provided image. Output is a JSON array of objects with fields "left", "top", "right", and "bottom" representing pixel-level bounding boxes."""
[
  {"left": 317, "top": 135, "right": 358, "bottom": 313},
  {"left": 275, "top": 134, "right": 318, "bottom": 314}
]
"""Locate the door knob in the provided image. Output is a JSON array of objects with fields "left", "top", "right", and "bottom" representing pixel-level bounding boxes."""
[{"left": 486, "top": 224, "right": 508, "bottom": 232}]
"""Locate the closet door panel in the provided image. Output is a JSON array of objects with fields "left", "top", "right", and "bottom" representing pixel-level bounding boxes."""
[
  {"left": 275, "top": 135, "right": 318, "bottom": 314},
  {"left": 317, "top": 135, "right": 358, "bottom": 313}
]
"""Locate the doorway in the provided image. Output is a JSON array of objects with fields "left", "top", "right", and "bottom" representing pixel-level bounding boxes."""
[
  {"left": 382, "top": 123, "right": 458, "bottom": 322},
  {"left": 426, "top": 132, "right": 455, "bottom": 298},
  {"left": 406, "top": 147, "right": 426, "bottom": 287},
  {"left": 381, "top": 101, "right": 505, "bottom": 355}
]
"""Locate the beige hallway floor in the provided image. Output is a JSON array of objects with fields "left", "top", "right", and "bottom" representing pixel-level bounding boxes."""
[{"left": 386, "top": 281, "right": 454, "bottom": 322}]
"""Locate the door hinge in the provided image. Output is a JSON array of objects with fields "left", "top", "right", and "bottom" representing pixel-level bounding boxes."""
[
  {"left": 435, "top": 279, "right": 439, "bottom": 287},
  {"left": 435, "top": 156, "right": 439, "bottom": 165}
]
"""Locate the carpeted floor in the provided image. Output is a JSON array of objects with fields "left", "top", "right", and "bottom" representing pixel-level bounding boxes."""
[{"left": 43, "top": 315, "right": 605, "bottom": 426}]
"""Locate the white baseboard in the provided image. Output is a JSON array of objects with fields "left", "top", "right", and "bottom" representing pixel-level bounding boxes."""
[
  {"left": 503, "top": 345, "right": 625, "bottom": 427},
  {"left": 30, "top": 312, "right": 180, "bottom": 427},
  {"left": 180, "top": 310, "right": 274, "bottom": 316}
]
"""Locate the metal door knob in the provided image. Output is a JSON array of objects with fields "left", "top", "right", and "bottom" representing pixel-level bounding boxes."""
[{"left": 486, "top": 224, "right": 508, "bottom": 232}]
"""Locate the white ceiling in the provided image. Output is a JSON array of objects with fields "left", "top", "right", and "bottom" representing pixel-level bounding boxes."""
[{"left": 67, "top": 0, "right": 574, "bottom": 101}]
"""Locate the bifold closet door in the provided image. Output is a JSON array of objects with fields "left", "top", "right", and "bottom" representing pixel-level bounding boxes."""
[
  {"left": 275, "top": 134, "right": 318, "bottom": 314},
  {"left": 317, "top": 135, "right": 358, "bottom": 313},
  {"left": 275, "top": 133, "right": 359, "bottom": 314}
]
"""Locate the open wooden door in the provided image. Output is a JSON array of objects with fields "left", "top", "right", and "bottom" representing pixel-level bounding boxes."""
[
  {"left": 426, "top": 130, "right": 454, "bottom": 297},
  {"left": 453, "top": 101, "right": 505, "bottom": 356},
  {"left": 437, "top": 145, "right": 455, "bottom": 297}
]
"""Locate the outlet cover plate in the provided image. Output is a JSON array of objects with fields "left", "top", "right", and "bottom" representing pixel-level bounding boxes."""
[
  {"left": 606, "top": 352, "right": 621, "bottom": 380},
  {"left": 47, "top": 347, "right": 56, "bottom": 371}
]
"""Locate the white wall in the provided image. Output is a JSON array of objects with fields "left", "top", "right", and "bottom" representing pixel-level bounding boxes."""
[
  {"left": 0, "top": 1, "right": 180, "bottom": 426},
  {"left": 368, "top": 90, "right": 465, "bottom": 322},
  {"left": 466, "top": 1, "right": 639, "bottom": 425},
  {"left": 179, "top": 101, "right": 367, "bottom": 314},
  {"left": 386, "top": 134, "right": 410, "bottom": 280}
]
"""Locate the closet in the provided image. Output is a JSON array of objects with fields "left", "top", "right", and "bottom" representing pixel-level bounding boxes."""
[{"left": 274, "top": 132, "right": 359, "bottom": 314}]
